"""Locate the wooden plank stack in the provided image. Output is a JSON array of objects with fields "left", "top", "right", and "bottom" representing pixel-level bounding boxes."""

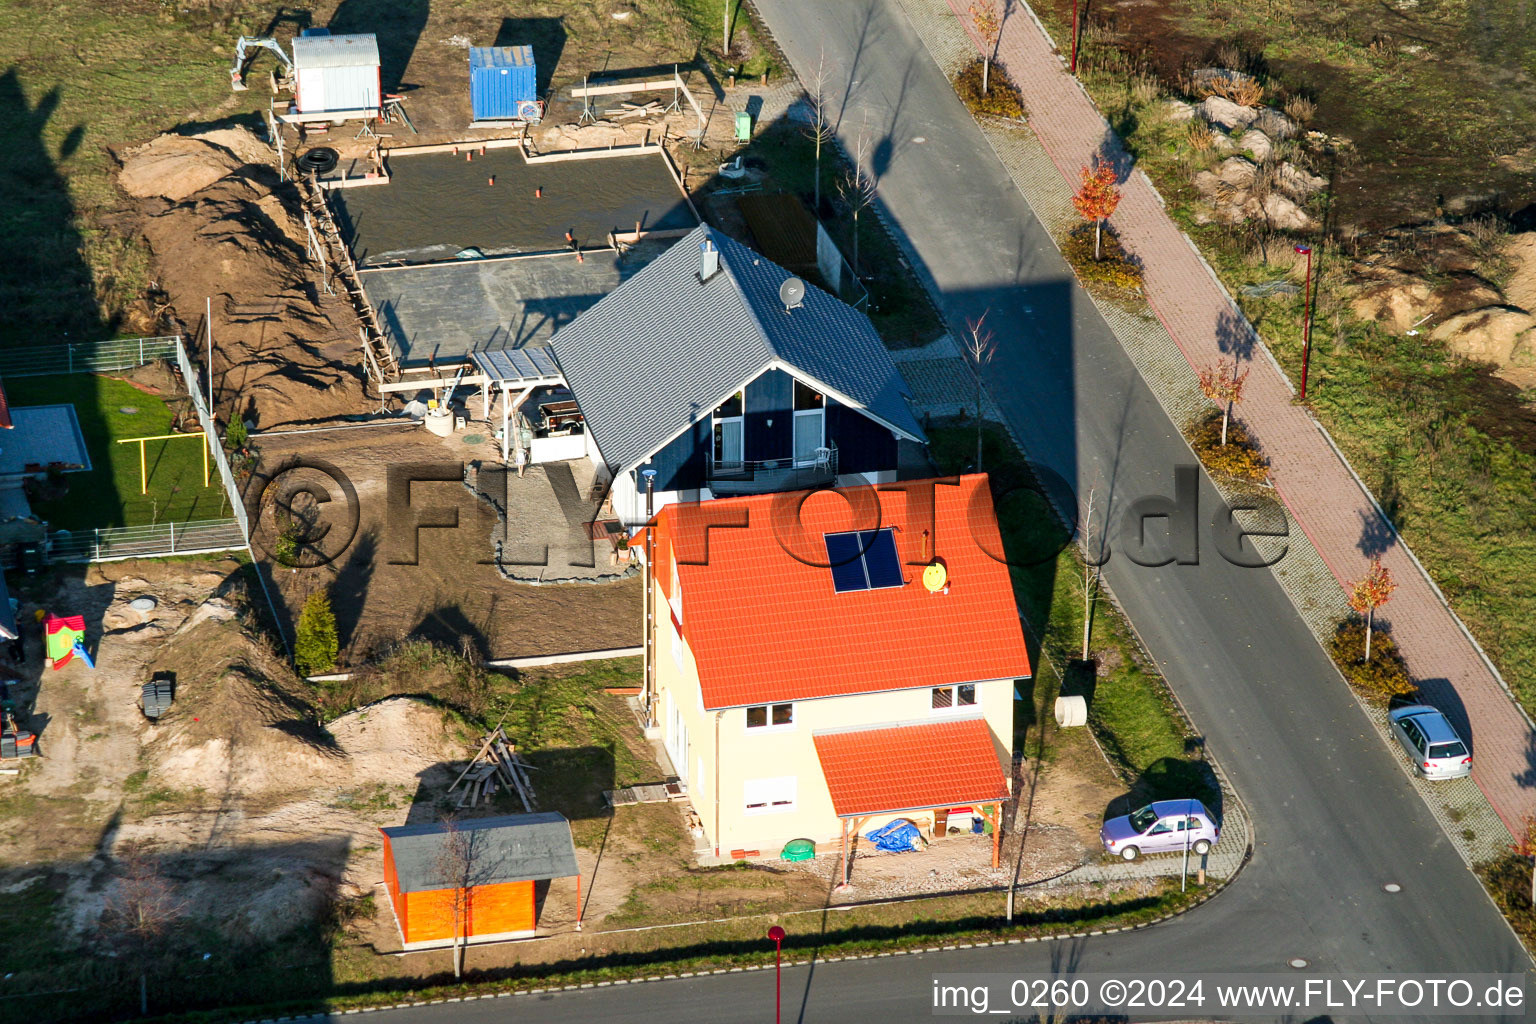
[{"left": 449, "top": 726, "right": 537, "bottom": 811}]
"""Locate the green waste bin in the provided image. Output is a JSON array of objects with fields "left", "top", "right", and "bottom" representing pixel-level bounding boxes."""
[{"left": 735, "top": 111, "right": 752, "bottom": 141}]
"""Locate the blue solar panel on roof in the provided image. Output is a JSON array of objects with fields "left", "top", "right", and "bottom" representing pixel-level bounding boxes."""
[
  {"left": 825, "top": 532, "right": 868, "bottom": 593},
  {"left": 861, "top": 529, "right": 904, "bottom": 589}
]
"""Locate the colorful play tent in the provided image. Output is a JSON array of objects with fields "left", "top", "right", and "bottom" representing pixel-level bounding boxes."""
[{"left": 44, "top": 613, "right": 93, "bottom": 670}]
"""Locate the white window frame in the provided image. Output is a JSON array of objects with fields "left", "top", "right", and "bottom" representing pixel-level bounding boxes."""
[
  {"left": 668, "top": 553, "right": 682, "bottom": 624},
  {"left": 671, "top": 616, "right": 686, "bottom": 673},
  {"left": 744, "top": 702, "right": 795, "bottom": 732},
  {"left": 743, "top": 775, "right": 797, "bottom": 815},
  {"left": 930, "top": 683, "right": 980, "bottom": 713}
]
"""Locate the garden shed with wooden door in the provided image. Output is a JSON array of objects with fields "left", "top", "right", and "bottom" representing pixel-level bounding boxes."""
[{"left": 380, "top": 812, "right": 580, "bottom": 949}]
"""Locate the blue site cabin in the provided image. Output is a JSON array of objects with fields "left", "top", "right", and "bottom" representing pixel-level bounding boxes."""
[{"left": 469, "top": 45, "right": 538, "bottom": 121}]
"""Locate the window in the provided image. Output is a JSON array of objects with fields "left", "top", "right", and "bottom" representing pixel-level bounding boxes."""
[
  {"left": 1428, "top": 742, "right": 1467, "bottom": 759},
  {"left": 931, "top": 684, "right": 978, "bottom": 711},
  {"left": 746, "top": 703, "right": 794, "bottom": 730},
  {"left": 1148, "top": 819, "right": 1174, "bottom": 836},
  {"left": 793, "top": 379, "right": 825, "bottom": 410},
  {"left": 712, "top": 391, "right": 744, "bottom": 465},
  {"left": 824, "top": 528, "right": 904, "bottom": 593},
  {"left": 744, "top": 776, "right": 796, "bottom": 814},
  {"left": 1401, "top": 720, "right": 1426, "bottom": 753}
]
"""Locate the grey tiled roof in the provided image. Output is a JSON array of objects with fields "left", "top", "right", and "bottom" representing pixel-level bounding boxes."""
[
  {"left": 381, "top": 812, "right": 578, "bottom": 893},
  {"left": 551, "top": 225, "right": 924, "bottom": 473}
]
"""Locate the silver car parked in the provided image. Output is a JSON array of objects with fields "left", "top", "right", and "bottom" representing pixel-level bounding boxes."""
[
  {"left": 1388, "top": 705, "right": 1472, "bottom": 779},
  {"left": 1099, "top": 799, "right": 1219, "bottom": 861}
]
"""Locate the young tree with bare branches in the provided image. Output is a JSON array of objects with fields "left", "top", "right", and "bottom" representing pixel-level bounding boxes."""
[
  {"left": 964, "top": 312, "right": 996, "bottom": 471},
  {"left": 102, "top": 845, "right": 188, "bottom": 1014},
  {"left": 1346, "top": 559, "right": 1397, "bottom": 661},
  {"left": 969, "top": 0, "right": 1002, "bottom": 95},
  {"left": 840, "top": 111, "right": 878, "bottom": 279},
  {"left": 434, "top": 815, "right": 490, "bottom": 978},
  {"left": 1079, "top": 487, "right": 1102, "bottom": 660},
  {"left": 1514, "top": 815, "right": 1536, "bottom": 908},
  {"left": 1072, "top": 157, "right": 1122, "bottom": 260},
  {"left": 1197, "top": 361, "right": 1250, "bottom": 446},
  {"left": 801, "top": 48, "right": 837, "bottom": 215}
]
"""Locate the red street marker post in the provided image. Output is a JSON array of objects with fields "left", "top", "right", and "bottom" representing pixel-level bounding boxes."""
[
  {"left": 1070, "top": 0, "right": 1081, "bottom": 73},
  {"left": 768, "top": 925, "right": 786, "bottom": 1024},
  {"left": 1295, "top": 244, "right": 1314, "bottom": 400}
]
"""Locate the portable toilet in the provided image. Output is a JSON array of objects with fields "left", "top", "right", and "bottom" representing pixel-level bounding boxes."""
[
  {"left": 290, "top": 33, "right": 382, "bottom": 115},
  {"left": 469, "top": 45, "right": 539, "bottom": 121}
]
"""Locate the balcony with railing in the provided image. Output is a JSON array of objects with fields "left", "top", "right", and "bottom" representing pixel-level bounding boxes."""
[{"left": 705, "top": 445, "right": 838, "bottom": 496}]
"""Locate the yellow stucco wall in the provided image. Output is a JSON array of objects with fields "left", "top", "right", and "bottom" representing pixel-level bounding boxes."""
[{"left": 654, "top": 611, "right": 1015, "bottom": 855}]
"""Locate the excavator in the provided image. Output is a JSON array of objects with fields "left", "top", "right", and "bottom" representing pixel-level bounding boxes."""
[{"left": 230, "top": 36, "right": 294, "bottom": 92}]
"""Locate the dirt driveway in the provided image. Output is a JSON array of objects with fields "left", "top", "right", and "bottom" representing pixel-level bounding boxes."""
[{"left": 249, "top": 423, "right": 639, "bottom": 662}]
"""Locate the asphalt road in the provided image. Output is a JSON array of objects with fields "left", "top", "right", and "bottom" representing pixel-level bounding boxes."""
[{"left": 340, "top": 1, "right": 1533, "bottom": 1020}]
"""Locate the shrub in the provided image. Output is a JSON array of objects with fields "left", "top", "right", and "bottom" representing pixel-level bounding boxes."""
[
  {"left": 1186, "top": 409, "right": 1268, "bottom": 482},
  {"left": 1326, "top": 618, "right": 1416, "bottom": 700},
  {"left": 1478, "top": 852, "right": 1536, "bottom": 946},
  {"left": 953, "top": 58, "right": 1027, "bottom": 119},
  {"left": 1060, "top": 223, "right": 1143, "bottom": 293},
  {"left": 1283, "top": 94, "right": 1317, "bottom": 125},
  {"left": 224, "top": 414, "right": 248, "bottom": 451},
  {"left": 294, "top": 588, "right": 339, "bottom": 677}
]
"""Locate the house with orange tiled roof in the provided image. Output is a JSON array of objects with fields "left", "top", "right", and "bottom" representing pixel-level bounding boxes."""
[{"left": 637, "top": 474, "right": 1031, "bottom": 878}]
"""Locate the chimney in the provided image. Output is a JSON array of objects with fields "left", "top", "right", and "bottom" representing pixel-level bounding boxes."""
[{"left": 699, "top": 237, "right": 720, "bottom": 281}]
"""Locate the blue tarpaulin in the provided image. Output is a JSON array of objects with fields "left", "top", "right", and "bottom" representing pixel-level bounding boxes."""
[{"left": 864, "top": 819, "right": 923, "bottom": 852}]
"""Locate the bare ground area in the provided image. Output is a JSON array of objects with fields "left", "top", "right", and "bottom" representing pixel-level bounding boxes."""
[
  {"left": 0, "top": 558, "right": 471, "bottom": 942},
  {"left": 249, "top": 427, "right": 640, "bottom": 662}
]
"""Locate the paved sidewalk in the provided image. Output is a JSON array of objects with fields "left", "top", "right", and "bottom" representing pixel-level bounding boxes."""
[{"left": 938, "top": 0, "right": 1536, "bottom": 832}]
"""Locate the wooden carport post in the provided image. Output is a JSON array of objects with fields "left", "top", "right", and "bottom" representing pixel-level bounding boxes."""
[{"left": 988, "top": 804, "right": 1001, "bottom": 869}]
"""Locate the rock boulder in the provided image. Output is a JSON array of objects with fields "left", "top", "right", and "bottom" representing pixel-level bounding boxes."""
[{"left": 1198, "top": 96, "right": 1258, "bottom": 133}]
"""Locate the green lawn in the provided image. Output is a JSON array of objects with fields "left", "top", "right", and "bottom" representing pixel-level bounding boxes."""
[{"left": 3, "top": 374, "right": 228, "bottom": 529}]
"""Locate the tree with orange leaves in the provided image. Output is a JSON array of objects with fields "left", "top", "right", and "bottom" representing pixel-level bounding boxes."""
[
  {"left": 969, "top": 0, "right": 1002, "bottom": 95},
  {"left": 1197, "top": 361, "right": 1249, "bottom": 446},
  {"left": 1072, "top": 157, "right": 1122, "bottom": 260},
  {"left": 1346, "top": 559, "right": 1397, "bottom": 661}
]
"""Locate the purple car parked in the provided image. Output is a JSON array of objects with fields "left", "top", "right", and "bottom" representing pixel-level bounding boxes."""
[{"left": 1100, "top": 800, "right": 1219, "bottom": 861}]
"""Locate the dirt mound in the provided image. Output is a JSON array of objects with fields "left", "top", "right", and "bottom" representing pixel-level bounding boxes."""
[
  {"left": 142, "top": 617, "right": 343, "bottom": 796},
  {"left": 1430, "top": 306, "right": 1536, "bottom": 368},
  {"left": 118, "top": 126, "right": 276, "bottom": 203},
  {"left": 1502, "top": 232, "right": 1536, "bottom": 313},
  {"left": 137, "top": 171, "right": 371, "bottom": 428},
  {"left": 329, "top": 697, "right": 458, "bottom": 783}
]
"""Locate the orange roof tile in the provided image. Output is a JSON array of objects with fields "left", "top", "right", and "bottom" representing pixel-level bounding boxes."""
[
  {"left": 814, "top": 717, "right": 1010, "bottom": 817},
  {"left": 652, "top": 474, "right": 1031, "bottom": 708}
]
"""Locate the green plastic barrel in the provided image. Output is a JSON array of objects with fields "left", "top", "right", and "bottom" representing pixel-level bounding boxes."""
[{"left": 780, "top": 838, "right": 816, "bottom": 862}]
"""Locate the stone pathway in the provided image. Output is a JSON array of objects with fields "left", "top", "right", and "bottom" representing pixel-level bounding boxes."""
[
  {"left": 494, "top": 462, "right": 634, "bottom": 584},
  {"left": 903, "top": 0, "right": 1533, "bottom": 841}
]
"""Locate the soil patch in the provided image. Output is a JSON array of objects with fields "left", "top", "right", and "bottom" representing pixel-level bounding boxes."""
[{"left": 250, "top": 427, "right": 639, "bottom": 662}]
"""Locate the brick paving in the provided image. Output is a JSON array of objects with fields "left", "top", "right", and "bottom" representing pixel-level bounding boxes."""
[{"left": 921, "top": 0, "right": 1536, "bottom": 836}]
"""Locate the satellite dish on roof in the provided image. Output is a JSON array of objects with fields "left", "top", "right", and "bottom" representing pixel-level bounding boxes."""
[
  {"left": 922, "top": 561, "right": 949, "bottom": 593},
  {"left": 779, "top": 277, "right": 805, "bottom": 312}
]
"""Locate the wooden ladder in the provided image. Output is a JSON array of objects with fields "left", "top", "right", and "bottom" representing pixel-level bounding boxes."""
[{"left": 298, "top": 176, "right": 400, "bottom": 386}]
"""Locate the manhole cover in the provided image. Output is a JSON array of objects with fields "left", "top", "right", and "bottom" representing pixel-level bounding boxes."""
[
  {"left": 462, "top": 434, "right": 485, "bottom": 445},
  {"left": 119, "top": 406, "right": 139, "bottom": 415},
  {"left": 1383, "top": 883, "right": 1402, "bottom": 893},
  {"left": 1288, "top": 958, "right": 1309, "bottom": 969},
  {"left": 128, "top": 596, "right": 157, "bottom": 612}
]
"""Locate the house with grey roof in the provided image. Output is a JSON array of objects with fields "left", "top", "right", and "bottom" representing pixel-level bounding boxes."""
[{"left": 548, "top": 225, "right": 926, "bottom": 526}]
